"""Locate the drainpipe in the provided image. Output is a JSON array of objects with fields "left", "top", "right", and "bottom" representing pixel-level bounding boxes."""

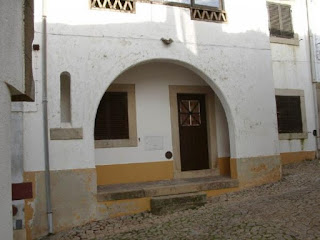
[
  {"left": 42, "top": 0, "right": 53, "bottom": 234},
  {"left": 306, "top": 0, "right": 320, "bottom": 158}
]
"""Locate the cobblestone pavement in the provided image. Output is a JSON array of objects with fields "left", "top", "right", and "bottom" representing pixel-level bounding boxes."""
[{"left": 41, "top": 160, "right": 320, "bottom": 240}]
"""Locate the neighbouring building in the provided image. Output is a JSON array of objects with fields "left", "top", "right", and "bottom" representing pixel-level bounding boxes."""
[
  {"left": 8, "top": 0, "right": 320, "bottom": 239},
  {"left": 1, "top": 0, "right": 35, "bottom": 240}
]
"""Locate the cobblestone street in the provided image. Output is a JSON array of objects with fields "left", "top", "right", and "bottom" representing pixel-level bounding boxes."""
[{"left": 42, "top": 160, "right": 320, "bottom": 240}]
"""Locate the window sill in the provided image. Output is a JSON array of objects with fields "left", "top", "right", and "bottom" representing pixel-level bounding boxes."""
[
  {"left": 279, "top": 132, "right": 308, "bottom": 140},
  {"left": 270, "top": 34, "right": 299, "bottom": 46},
  {"left": 95, "top": 139, "right": 138, "bottom": 148}
]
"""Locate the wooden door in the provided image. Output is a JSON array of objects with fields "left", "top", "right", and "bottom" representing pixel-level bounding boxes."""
[{"left": 177, "top": 94, "right": 209, "bottom": 171}]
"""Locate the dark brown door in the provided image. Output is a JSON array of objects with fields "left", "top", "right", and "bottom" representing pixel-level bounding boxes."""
[{"left": 178, "top": 94, "right": 209, "bottom": 171}]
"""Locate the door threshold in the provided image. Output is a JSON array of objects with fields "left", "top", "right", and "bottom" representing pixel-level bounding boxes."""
[{"left": 174, "top": 168, "right": 219, "bottom": 179}]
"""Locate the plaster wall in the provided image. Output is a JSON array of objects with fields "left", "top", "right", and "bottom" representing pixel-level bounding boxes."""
[
  {"left": 0, "top": 0, "right": 28, "bottom": 238},
  {"left": 0, "top": 0, "right": 25, "bottom": 93},
  {"left": 270, "top": 0, "right": 317, "bottom": 154},
  {"left": 11, "top": 105, "right": 24, "bottom": 184},
  {"left": 11, "top": 105, "right": 26, "bottom": 231},
  {"left": 308, "top": 0, "right": 320, "bottom": 82},
  {"left": 25, "top": 0, "right": 280, "bottom": 172}
]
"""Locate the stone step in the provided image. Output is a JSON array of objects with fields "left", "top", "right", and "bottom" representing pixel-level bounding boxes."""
[
  {"left": 97, "top": 176, "right": 238, "bottom": 202},
  {"left": 151, "top": 192, "right": 207, "bottom": 215}
]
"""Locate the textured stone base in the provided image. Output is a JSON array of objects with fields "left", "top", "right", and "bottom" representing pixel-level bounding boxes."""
[
  {"left": 231, "top": 155, "right": 281, "bottom": 187},
  {"left": 280, "top": 151, "right": 316, "bottom": 165},
  {"left": 24, "top": 169, "right": 97, "bottom": 240}
]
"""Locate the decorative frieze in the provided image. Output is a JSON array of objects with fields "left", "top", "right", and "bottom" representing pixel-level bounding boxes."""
[
  {"left": 191, "top": 8, "right": 227, "bottom": 22},
  {"left": 91, "top": 0, "right": 135, "bottom": 13}
]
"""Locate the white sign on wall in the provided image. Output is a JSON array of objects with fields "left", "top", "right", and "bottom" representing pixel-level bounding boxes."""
[{"left": 144, "top": 136, "right": 164, "bottom": 151}]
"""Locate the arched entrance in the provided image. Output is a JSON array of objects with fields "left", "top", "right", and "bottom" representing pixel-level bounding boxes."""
[{"left": 94, "top": 60, "right": 232, "bottom": 186}]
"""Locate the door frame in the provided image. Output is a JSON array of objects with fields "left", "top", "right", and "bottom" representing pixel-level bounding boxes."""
[{"left": 169, "top": 85, "right": 218, "bottom": 179}]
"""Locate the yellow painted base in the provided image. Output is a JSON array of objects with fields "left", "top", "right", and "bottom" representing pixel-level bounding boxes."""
[
  {"left": 218, "top": 157, "right": 231, "bottom": 176},
  {"left": 280, "top": 151, "right": 316, "bottom": 165},
  {"left": 96, "top": 161, "right": 174, "bottom": 185}
]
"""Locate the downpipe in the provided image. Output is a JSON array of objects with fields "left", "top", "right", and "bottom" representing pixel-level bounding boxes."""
[
  {"left": 42, "top": 0, "right": 53, "bottom": 234},
  {"left": 306, "top": 0, "right": 320, "bottom": 159}
]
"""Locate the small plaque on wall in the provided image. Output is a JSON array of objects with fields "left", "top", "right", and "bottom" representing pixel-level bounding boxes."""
[{"left": 144, "top": 136, "right": 164, "bottom": 151}]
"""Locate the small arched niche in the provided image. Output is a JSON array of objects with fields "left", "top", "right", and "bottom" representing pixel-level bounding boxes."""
[{"left": 60, "top": 71, "right": 71, "bottom": 124}]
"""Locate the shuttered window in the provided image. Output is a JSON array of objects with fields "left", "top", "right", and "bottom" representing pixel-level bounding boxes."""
[
  {"left": 276, "top": 96, "right": 303, "bottom": 133},
  {"left": 267, "top": 3, "right": 294, "bottom": 38},
  {"left": 94, "top": 92, "right": 129, "bottom": 140}
]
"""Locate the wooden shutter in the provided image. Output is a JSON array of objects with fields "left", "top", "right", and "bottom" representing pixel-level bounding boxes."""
[
  {"left": 267, "top": 2, "right": 293, "bottom": 38},
  {"left": 280, "top": 5, "right": 293, "bottom": 38},
  {"left": 94, "top": 92, "right": 129, "bottom": 140},
  {"left": 276, "top": 96, "right": 303, "bottom": 133},
  {"left": 268, "top": 3, "right": 281, "bottom": 36}
]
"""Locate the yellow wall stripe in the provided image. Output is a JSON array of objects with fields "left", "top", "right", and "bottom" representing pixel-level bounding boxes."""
[{"left": 96, "top": 161, "right": 174, "bottom": 185}]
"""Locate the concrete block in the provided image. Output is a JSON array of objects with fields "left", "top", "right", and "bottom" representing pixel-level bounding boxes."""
[
  {"left": 151, "top": 192, "right": 207, "bottom": 215},
  {"left": 97, "top": 189, "right": 145, "bottom": 201},
  {"left": 50, "top": 128, "right": 83, "bottom": 140}
]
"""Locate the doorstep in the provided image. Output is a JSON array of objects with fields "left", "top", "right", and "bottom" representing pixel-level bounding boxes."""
[{"left": 97, "top": 176, "right": 239, "bottom": 202}]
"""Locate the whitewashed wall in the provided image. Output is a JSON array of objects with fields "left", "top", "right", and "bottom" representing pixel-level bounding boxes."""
[
  {"left": 270, "top": 0, "right": 317, "bottom": 153},
  {"left": 308, "top": 0, "right": 320, "bottom": 83},
  {"left": 23, "top": 0, "right": 281, "bottom": 172}
]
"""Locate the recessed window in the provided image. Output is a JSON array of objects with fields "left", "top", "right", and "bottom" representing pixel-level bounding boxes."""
[
  {"left": 275, "top": 89, "right": 307, "bottom": 140},
  {"left": 94, "top": 84, "right": 137, "bottom": 148},
  {"left": 95, "top": 92, "right": 129, "bottom": 140},
  {"left": 276, "top": 96, "right": 302, "bottom": 133},
  {"left": 267, "top": 2, "right": 294, "bottom": 38}
]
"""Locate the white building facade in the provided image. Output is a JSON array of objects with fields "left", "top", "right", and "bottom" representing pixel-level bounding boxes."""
[{"left": 9, "top": 0, "right": 320, "bottom": 239}]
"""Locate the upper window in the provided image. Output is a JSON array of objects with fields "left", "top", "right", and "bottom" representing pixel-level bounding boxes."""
[
  {"left": 193, "top": 0, "right": 220, "bottom": 8},
  {"left": 275, "top": 89, "right": 307, "bottom": 140},
  {"left": 94, "top": 84, "right": 137, "bottom": 148},
  {"left": 267, "top": 2, "right": 294, "bottom": 39}
]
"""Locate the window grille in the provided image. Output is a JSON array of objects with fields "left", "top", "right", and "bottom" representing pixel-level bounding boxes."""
[{"left": 276, "top": 96, "right": 303, "bottom": 133}]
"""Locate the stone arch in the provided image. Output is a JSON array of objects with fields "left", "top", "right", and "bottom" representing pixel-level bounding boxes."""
[{"left": 91, "top": 58, "right": 236, "bottom": 164}]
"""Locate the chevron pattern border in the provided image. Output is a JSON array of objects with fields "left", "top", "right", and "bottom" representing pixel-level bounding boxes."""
[
  {"left": 91, "top": 0, "right": 135, "bottom": 13},
  {"left": 191, "top": 8, "right": 227, "bottom": 22}
]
